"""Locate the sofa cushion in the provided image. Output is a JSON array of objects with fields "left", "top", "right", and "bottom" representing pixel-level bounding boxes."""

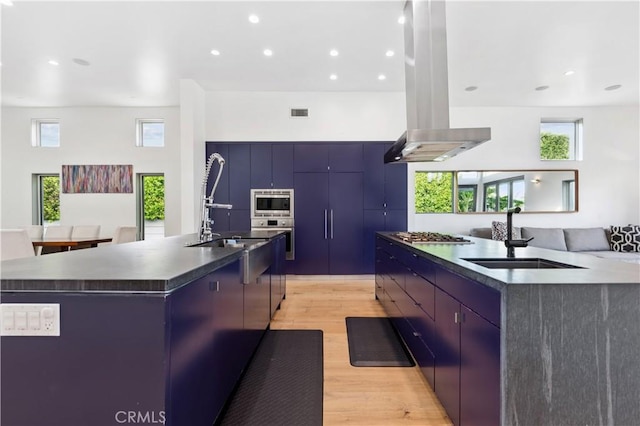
[
  {"left": 610, "top": 225, "right": 640, "bottom": 252},
  {"left": 491, "top": 221, "right": 521, "bottom": 241},
  {"left": 470, "top": 227, "right": 492, "bottom": 239},
  {"left": 521, "top": 227, "right": 568, "bottom": 251},
  {"left": 563, "top": 228, "right": 610, "bottom": 252}
]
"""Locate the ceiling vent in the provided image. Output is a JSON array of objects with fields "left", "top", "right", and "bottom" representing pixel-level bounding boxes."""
[{"left": 290, "top": 108, "right": 309, "bottom": 118}]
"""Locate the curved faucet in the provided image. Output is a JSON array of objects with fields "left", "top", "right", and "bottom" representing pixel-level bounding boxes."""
[
  {"left": 198, "top": 153, "right": 233, "bottom": 242},
  {"left": 504, "top": 207, "right": 534, "bottom": 257}
]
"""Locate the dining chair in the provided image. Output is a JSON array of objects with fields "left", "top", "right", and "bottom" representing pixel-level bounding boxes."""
[
  {"left": 112, "top": 226, "right": 138, "bottom": 244},
  {"left": 71, "top": 225, "right": 101, "bottom": 239},
  {"left": 43, "top": 225, "right": 73, "bottom": 239},
  {"left": 1, "top": 229, "right": 36, "bottom": 261},
  {"left": 19, "top": 225, "right": 44, "bottom": 254}
]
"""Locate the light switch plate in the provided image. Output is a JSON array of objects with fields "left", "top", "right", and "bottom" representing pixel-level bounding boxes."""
[{"left": 0, "top": 303, "right": 60, "bottom": 336}]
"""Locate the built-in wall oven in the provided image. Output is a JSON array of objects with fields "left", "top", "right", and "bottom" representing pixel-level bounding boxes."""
[{"left": 250, "top": 189, "right": 294, "bottom": 260}]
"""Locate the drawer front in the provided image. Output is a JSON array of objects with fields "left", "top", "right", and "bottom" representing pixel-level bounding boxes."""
[{"left": 405, "top": 269, "right": 436, "bottom": 320}]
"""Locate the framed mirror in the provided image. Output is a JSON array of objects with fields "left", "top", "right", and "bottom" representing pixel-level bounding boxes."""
[{"left": 455, "top": 170, "right": 578, "bottom": 213}]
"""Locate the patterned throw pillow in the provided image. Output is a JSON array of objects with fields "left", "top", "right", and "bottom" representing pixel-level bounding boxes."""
[
  {"left": 610, "top": 225, "right": 640, "bottom": 252},
  {"left": 491, "top": 221, "right": 522, "bottom": 241}
]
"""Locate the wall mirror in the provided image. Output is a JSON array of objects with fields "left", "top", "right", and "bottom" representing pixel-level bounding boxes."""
[
  {"left": 456, "top": 170, "right": 578, "bottom": 213},
  {"left": 415, "top": 170, "right": 578, "bottom": 213}
]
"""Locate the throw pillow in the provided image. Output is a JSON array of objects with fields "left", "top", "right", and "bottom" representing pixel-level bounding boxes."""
[
  {"left": 610, "top": 225, "right": 640, "bottom": 252},
  {"left": 491, "top": 221, "right": 521, "bottom": 241},
  {"left": 563, "top": 228, "right": 610, "bottom": 252}
]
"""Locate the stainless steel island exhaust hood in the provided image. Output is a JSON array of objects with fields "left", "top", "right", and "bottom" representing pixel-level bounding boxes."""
[{"left": 385, "top": 0, "right": 491, "bottom": 163}]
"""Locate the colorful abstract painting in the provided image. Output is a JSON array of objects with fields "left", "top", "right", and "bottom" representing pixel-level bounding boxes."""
[{"left": 62, "top": 165, "right": 133, "bottom": 193}]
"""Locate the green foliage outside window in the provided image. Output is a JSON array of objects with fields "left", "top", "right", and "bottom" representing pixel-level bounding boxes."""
[
  {"left": 458, "top": 189, "right": 476, "bottom": 212},
  {"left": 540, "top": 132, "right": 570, "bottom": 160},
  {"left": 415, "top": 172, "right": 453, "bottom": 213},
  {"left": 144, "top": 176, "right": 165, "bottom": 220},
  {"left": 42, "top": 176, "right": 60, "bottom": 221}
]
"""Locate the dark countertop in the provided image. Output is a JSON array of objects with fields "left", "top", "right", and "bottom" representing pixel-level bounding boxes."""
[
  {"left": 1, "top": 231, "right": 285, "bottom": 293},
  {"left": 378, "top": 232, "right": 640, "bottom": 291}
]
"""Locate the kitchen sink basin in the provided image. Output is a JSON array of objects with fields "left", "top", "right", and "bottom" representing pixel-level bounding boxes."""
[{"left": 462, "top": 257, "right": 584, "bottom": 269}]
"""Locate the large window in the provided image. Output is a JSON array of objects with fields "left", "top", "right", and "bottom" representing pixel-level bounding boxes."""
[
  {"left": 483, "top": 176, "right": 525, "bottom": 212},
  {"left": 31, "top": 119, "right": 60, "bottom": 147},
  {"left": 136, "top": 119, "right": 165, "bottom": 147},
  {"left": 415, "top": 172, "right": 454, "bottom": 213},
  {"left": 540, "top": 119, "right": 582, "bottom": 161},
  {"left": 33, "top": 174, "right": 60, "bottom": 225}
]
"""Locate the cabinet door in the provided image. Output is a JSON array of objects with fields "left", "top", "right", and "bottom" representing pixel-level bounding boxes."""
[
  {"left": 364, "top": 211, "right": 386, "bottom": 273},
  {"left": 211, "top": 209, "right": 230, "bottom": 232},
  {"left": 363, "top": 143, "right": 386, "bottom": 209},
  {"left": 329, "top": 172, "right": 364, "bottom": 274},
  {"left": 272, "top": 144, "right": 294, "bottom": 188},
  {"left": 329, "top": 143, "right": 363, "bottom": 172},
  {"left": 250, "top": 144, "right": 273, "bottom": 188},
  {"left": 434, "top": 287, "right": 461, "bottom": 426},
  {"left": 228, "top": 144, "right": 251, "bottom": 209},
  {"left": 229, "top": 209, "right": 250, "bottom": 231},
  {"left": 293, "top": 172, "right": 329, "bottom": 274},
  {"left": 460, "top": 306, "right": 500, "bottom": 426},
  {"left": 294, "top": 144, "right": 328, "bottom": 172},
  {"left": 384, "top": 209, "right": 407, "bottom": 232},
  {"left": 384, "top": 143, "right": 407, "bottom": 210}
]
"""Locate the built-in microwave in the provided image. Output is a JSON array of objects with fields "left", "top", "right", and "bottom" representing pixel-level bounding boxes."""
[{"left": 250, "top": 189, "right": 294, "bottom": 218}]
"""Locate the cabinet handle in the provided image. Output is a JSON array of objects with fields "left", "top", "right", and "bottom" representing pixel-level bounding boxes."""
[
  {"left": 330, "top": 209, "right": 334, "bottom": 239},
  {"left": 210, "top": 281, "right": 220, "bottom": 292},
  {"left": 324, "top": 209, "right": 328, "bottom": 239},
  {"left": 413, "top": 331, "right": 421, "bottom": 337},
  {"left": 454, "top": 312, "right": 459, "bottom": 323}
]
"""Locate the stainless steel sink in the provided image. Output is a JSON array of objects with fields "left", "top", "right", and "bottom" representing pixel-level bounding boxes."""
[
  {"left": 462, "top": 257, "right": 584, "bottom": 269},
  {"left": 187, "top": 238, "right": 268, "bottom": 249}
]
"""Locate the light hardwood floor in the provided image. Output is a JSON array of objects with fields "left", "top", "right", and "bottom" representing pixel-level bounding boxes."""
[{"left": 270, "top": 277, "right": 452, "bottom": 426}]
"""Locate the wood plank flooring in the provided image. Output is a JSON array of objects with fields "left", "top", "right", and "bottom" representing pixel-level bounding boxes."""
[{"left": 270, "top": 277, "right": 452, "bottom": 426}]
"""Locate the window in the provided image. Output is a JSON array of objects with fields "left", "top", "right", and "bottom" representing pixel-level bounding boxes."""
[
  {"left": 33, "top": 174, "right": 60, "bottom": 225},
  {"left": 137, "top": 174, "right": 165, "bottom": 240},
  {"left": 31, "top": 119, "right": 60, "bottom": 147},
  {"left": 483, "top": 176, "right": 525, "bottom": 212},
  {"left": 540, "top": 119, "right": 582, "bottom": 161},
  {"left": 415, "top": 171, "right": 454, "bottom": 213},
  {"left": 136, "top": 119, "right": 164, "bottom": 147},
  {"left": 562, "top": 179, "right": 576, "bottom": 211},
  {"left": 457, "top": 185, "right": 477, "bottom": 212}
]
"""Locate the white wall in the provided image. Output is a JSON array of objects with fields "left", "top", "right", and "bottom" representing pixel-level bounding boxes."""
[
  {"left": 204, "top": 92, "right": 640, "bottom": 234},
  {"left": 1, "top": 107, "right": 181, "bottom": 238}
]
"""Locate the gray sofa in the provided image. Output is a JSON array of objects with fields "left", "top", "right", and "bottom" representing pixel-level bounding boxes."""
[{"left": 470, "top": 226, "right": 640, "bottom": 264}]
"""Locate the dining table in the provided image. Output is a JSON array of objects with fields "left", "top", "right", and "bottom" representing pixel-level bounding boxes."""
[{"left": 31, "top": 237, "right": 113, "bottom": 252}]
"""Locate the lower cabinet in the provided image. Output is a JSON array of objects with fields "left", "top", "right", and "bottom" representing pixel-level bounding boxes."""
[{"left": 375, "top": 236, "right": 500, "bottom": 426}]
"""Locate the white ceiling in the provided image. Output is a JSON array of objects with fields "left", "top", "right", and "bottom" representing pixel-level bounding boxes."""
[{"left": 1, "top": 0, "right": 638, "bottom": 108}]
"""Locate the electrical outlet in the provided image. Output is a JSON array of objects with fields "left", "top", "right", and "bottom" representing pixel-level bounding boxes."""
[{"left": 0, "top": 304, "right": 60, "bottom": 336}]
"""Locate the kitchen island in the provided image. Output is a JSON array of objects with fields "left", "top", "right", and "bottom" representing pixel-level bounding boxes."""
[
  {"left": 0, "top": 231, "right": 287, "bottom": 426},
  {"left": 376, "top": 232, "right": 640, "bottom": 426}
]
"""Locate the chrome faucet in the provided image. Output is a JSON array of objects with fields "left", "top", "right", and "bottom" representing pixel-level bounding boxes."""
[
  {"left": 504, "top": 207, "right": 533, "bottom": 257},
  {"left": 198, "top": 153, "right": 233, "bottom": 242}
]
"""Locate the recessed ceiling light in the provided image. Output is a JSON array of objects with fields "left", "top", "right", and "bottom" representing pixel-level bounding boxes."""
[
  {"left": 605, "top": 84, "right": 622, "bottom": 91},
  {"left": 72, "top": 58, "right": 91, "bottom": 66},
  {"left": 329, "top": 49, "right": 339, "bottom": 57},
  {"left": 535, "top": 85, "right": 550, "bottom": 91},
  {"left": 263, "top": 49, "right": 273, "bottom": 57},
  {"left": 385, "top": 50, "right": 395, "bottom": 57},
  {"left": 248, "top": 14, "right": 260, "bottom": 24},
  {"left": 330, "top": 74, "right": 338, "bottom": 80},
  {"left": 564, "top": 70, "right": 575, "bottom": 76},
  {"left": 378, "top": 74, "right": 386, "bottom": 81},
  {"left": 48, "top": 60, "right": 59, "bottom": 66},
  {"left": 464, "top": 86, "right": 478, "bottom": 92},
  {"left": 398, "top": 16, "right": 406, "bottom": 25},
  {"left": 210, "top": 49, "right": 221, "bottom": 56}
]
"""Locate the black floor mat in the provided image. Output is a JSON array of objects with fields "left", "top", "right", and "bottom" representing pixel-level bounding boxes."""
[
  {"left": 217, "top": 329, "right": 323, "bottom": 426},
  {"left": 346, "top": 317, "right": 415, "bottom": 367}
]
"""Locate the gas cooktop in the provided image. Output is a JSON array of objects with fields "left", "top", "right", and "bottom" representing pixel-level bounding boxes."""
[{"left": 394, "top": 232, "right": 473, "bottom": 244}]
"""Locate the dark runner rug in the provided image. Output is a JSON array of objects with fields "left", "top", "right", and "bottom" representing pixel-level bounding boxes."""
[
  {"left": 217, "top": 329, "right": 323, "bottom": 426},
  {"left": 346, "top": 317, "right": 415, "bottom": 367}
]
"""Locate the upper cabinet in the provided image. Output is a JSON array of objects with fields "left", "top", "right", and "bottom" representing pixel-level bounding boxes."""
[
  {"left": 294, "top": 144, "right": 364, "bottom": 173},
  {"left": 250, "top": 143, "right": 294, "bottom": 189},
  {"left": 364, "top": 143, "right": 407, "bottom": 210}
]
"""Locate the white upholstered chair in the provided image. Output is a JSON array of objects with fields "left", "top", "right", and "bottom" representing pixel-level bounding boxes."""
[
  {"left": 19, "top": 225, "right": 44, "bottom": 255},
  {"left": 1, "top": 229, "right": 36, "bottom": 261},
  {"left": 71, "top": 225, "right": 101, "bottom": 239},
  {"left": 112, "top": 226, "right": 137, "bottom": 244},
  {"left": 43, "top": 225, "right": 73, "bottom": 239}
]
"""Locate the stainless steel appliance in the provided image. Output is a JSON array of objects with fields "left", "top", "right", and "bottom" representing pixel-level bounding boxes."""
[
  {"left": 394, "top": 231, "right": 472, "bottom": 244},
  {"left": 250, "top": 189, "right": 295, "bottom": 260}
]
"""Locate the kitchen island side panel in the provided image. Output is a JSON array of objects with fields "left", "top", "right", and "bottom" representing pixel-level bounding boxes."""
[
  {"left": 504, "top": 283, "right": 640, "bottom": 426},
  {"left": 0, "top": 292, "right": 168, "bottom": 426}
]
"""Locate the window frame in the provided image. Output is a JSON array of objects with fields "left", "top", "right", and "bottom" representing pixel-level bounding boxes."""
[
  {"left": 32, "top": 174, "right": 61, "bottom": 225},
  {"left": 482, "top": 175, "right": 525, "bottom": 212},
  {"left": 136, "top": 119, "right": 165, "bottom": 147},
  {"left": 31, "top": 119, "right": 60, "bottom": 147},
  {"left": 539, "top": 118, "right": 583, "bottom": 161}
]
